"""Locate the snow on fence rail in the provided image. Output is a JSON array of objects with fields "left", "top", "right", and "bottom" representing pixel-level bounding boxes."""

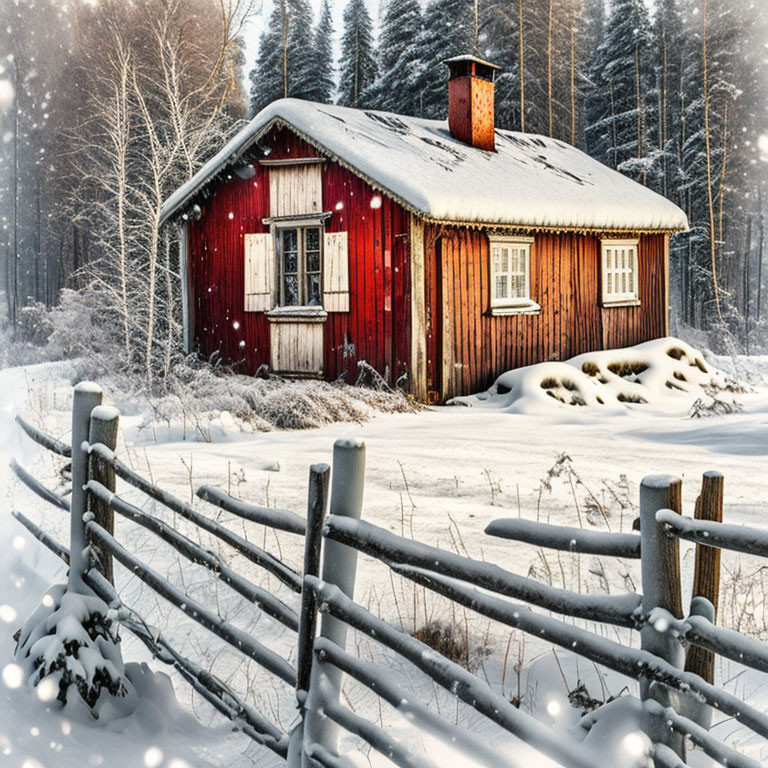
[{"left": 8, "top": 381, "right": 768, "bottom": 768}]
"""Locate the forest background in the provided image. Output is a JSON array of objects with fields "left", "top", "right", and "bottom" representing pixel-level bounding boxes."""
[{"left": 0, "top": 0, "right": 766, "bottom": 389}]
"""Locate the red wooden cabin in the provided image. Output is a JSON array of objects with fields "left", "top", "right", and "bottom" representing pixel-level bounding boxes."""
[{"left": 161, "top": 56, "right": 688, "bottom": 403}]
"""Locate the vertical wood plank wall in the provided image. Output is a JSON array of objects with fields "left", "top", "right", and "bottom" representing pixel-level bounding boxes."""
[
  {"left": 186, "top": 126, "right": 411, "bottom": 383},
  {"left": 425, "top": 226, "right": 668, "bottom": 400},
  {"left": 268, "top": 164, "right": 323, "bottom": 217},
  {"left": 185, "top": 122, "right": 668, "bottom": 399}
]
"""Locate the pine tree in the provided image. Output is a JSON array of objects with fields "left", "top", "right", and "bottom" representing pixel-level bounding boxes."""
[
  {"left": 379, "top": 0, "right": 422, "bottom": 73},
  {"left": 650, "top": 0, "right": 685, "bottom": 199},
  {"left": 415, "top": 0, "right": 476, "bottom": 119},
  {"left": 337, "top": 0, "right": 377, "bottom": 108},
  {"left": 362, "top": 0, "right": 423, "bottom": 114},
  {"left": 309, "top": 0, "right": 335, "bottom": 103},
  {"left": 580, "top": 0, "right": 604, "bottom": 58},
  {"left": 584, "top": 0, "right": 655, "bottom": 177},
  {"left": 250, "top": 0, "right": 317, "bottom": 114},
  {"left": 676, "top": 0, "right": 748, "bottom": 331}
]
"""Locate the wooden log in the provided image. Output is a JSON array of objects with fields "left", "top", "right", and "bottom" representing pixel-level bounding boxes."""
[
  {"left": 656, "top": 510, "right": 768, "bottom": 558},
  {"left": 88, "top": 406, "right": 119, "bottom": 585},
  {"left": 305, "top": 576, "right": 603, "bottom": 768},
  {"left": 324, "top": 515, "right": 641, "bottom": 627},
  {"left": 315, "top": 637, "right": 511, "bottom": 768},
  {"left": 15, "top": 414, "right": 71, "bottom": 457},
  {"left": 11, "top": 510, "right": 70, "bottom": 565},
  {"left": 644, "top": 699, "right": 759, "bottom": 768},
  {"left": 10, "top": 459, "right": 70, "bottom": 511},
  {"left": 86, "top": 520, "right": 297, "bottom": 687},
  {"left": 8, "top": 514, "right": 290, "bottom": 756},
  {"left": 639, "top": 474, "right": 684, "bottom": 758},
  {"left": 685, "top": 472, "right": 723, "bottom": 684},
  {"left": 322, "top": 697, "right": 440, "bottom": 768},
  {"left": 643, "top": 606, "right": 768, "bottom": 676},
  {"left": 303, "top": 440, "right": 366, "bottom": 768},
  {"left": 307, "top": 573, "right": 768, "bottom": 743},
  {"left": 296, "top": 463, "right": 330, "bottom": 697},
  {"left": 69, "top": 382, "right": 103, "bottom": 593},
  {"left": 197, "top": 484, "right": 306, "bottom": 536},
  {"left": 86, "top": 481, "right": 299, "bottom": 631},
  {"left": 88, "top": 443, "right": 302, "bottom": 592},
  {"left": 485, "top": 517, "right": 641, "bottom": 558}
]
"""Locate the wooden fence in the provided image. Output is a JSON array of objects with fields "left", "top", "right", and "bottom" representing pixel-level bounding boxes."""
[{"left": 9, "top": 381, "right": 768, "bottom": 768}]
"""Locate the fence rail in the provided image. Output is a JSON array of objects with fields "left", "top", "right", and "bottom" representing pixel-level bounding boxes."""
[
  {"left": 658, "top": 508, "right": 768, "bottom": 558},
  {"left": 8, "top": 381, "right": 768, "bottom": 768},
  {"left": 484, "top": 516, "right": 642, "bottom": 558},
  {"left": 323, "top": 514, "right": 642, "bottom": 627},
  {"left": 11, "top": 510, "right": 292, "bottom": 757}
]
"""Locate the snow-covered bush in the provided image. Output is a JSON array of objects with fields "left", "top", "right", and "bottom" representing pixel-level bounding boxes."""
[
  {"left": 16, "top": 301, "right": 56, "bottom": 347},
  {"left": 1, "top": 286, "right": 125, "bottom": 371},
  {"left": 455, "top": 337, "right": 738, "bottom": 415},
  {"left": 110, "top": 356, "right": 418, "bottom": 436},
  {"left": 2, "top": 288, "right": 417, "bottom": 431},
  {"left": 14, "top": 584, "right": 138, "bottom": 722}
]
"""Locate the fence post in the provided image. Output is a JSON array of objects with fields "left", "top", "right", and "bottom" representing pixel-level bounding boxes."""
[
  {"left": 288, "top": 463, "right": 330, "bottom": 768},
  {"left": 301, "top": 439, "right": 365, "bottom": 768},
  {"left": 639, "top": 474, "right": 685, "bottom": 758},
  {"left": 684, "top": 471, "right": 723, "bottom": 685},
  {"left": 68, "top": 382, "right": 103, "bottom": 595},
  {"left": 88, "top": 405, "right": 120, "bottom": 586}
]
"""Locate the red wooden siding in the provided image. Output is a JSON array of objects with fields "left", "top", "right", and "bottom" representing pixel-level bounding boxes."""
[
  {"left": 426, "top": 227, "right": 667, "bottom": 400},
  {"left": 186, "top": 125, "right": 411, "bottom": 383}
]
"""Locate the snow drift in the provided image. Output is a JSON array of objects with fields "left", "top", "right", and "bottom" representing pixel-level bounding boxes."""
[{"left": 453, "top": 338, "right": 738, "bottom": 415}]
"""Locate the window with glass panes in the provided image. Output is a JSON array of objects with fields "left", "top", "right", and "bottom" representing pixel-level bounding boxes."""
[
  {"left": 601, "top": 240, "right": 639, "bottom": 304},
  {"left": 278, "top": 226, "right": 323, "bottom": 307},
  {"left": 489, "top": 237, "right": 532, "bottom": 308}
]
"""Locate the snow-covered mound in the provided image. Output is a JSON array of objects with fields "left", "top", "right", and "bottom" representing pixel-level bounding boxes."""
[{"left": 454, "top": 338, "right": 738, "bottom": 415}]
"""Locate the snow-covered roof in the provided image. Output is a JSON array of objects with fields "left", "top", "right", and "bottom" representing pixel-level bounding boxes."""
[{"left": 161, "top": 99, "right": 689, "bottom": 232}]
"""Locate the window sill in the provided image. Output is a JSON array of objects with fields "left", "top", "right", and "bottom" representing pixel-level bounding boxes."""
[
  {"left": 602, "top": 299, "right": 641, "bottom": 308},
  {"left": 265, "top": 306, "right": 328, "bottom": 323},
  {"left": 488, "top": 301, "right": 541, "bottom": 317}
]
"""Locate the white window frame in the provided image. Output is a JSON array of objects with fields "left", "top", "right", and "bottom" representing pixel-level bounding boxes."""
[
  {"left": 488, "top": 235, "right": 540, "bottom": 315},
  {"left": 601, "top": 239, "right": 640, "bottom": 306}
]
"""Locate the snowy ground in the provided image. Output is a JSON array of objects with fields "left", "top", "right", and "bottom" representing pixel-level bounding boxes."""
[{"left": 3, "top": 345, "right": 768, "bottom": 767}]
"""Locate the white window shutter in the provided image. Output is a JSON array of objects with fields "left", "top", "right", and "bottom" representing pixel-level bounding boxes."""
[
  {"left": 244, "top": 233, "right": 275, "bottom": 312},
  {"left": 323, "top": 231, "right": 349, "bottom": 312}
]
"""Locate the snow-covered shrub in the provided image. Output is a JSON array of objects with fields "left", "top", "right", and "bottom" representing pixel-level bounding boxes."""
[
  {"left": 688, "top": 396, "right": 743, "bottom": 418},
  {"left": 3, "top": 287, "right": 417, "bottom": 430},
  {"left": 46, "top": 287, "right": 133, "bottom": 367},
  {"left": 456, "top": 337, "right": 738, "bottom": 415},
  {"left": 14, "top": 584, "right": 138, "bottom": 722},
  {"left": 112, "top": 356, "right": 419, "bottom": 436},
  {"left": 0, "top": 286, "right": 126, "bottom": 372},
  {"left": 0, "top": 319, "right": 54, "bottom": 369},
  {"left": 411, "top": 621, "right": 471, "bottom": 669},
  {"left": 16, "top": 301, "right": 56, "bottom": 347}
]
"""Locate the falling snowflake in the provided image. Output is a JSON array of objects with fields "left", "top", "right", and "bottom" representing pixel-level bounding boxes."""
[{"left": 759, "top": 134, "right": 768, "bottom": 162}]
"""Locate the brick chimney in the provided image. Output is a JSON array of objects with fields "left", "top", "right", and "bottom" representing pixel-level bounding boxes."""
[{"left": 444, "top": 55, "right": 500, "bottom": 152}]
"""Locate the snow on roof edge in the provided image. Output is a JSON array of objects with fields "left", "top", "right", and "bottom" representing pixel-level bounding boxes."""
[
  {"left": 160, "top": 100, "right": 689, "bottom": 233},
  {"left": 159, "top": 113, "right": 425, "bottom": 227}
]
